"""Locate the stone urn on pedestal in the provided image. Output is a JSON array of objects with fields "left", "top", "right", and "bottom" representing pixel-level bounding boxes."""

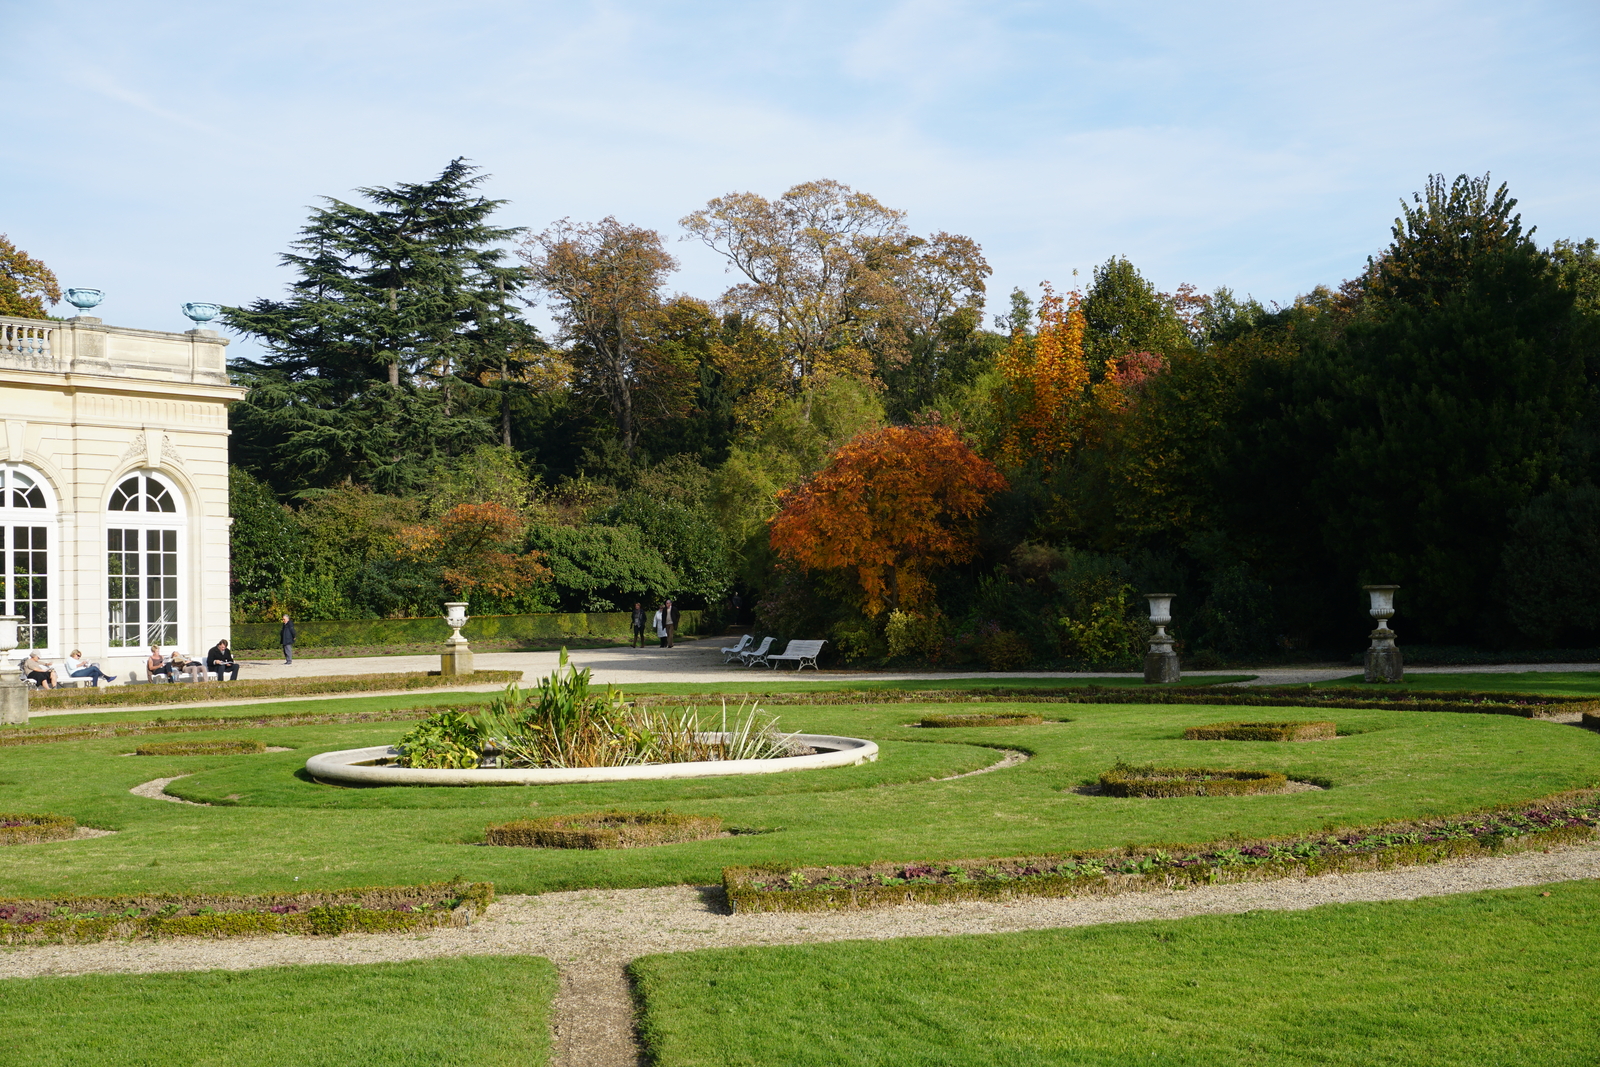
[
  {"left": 1143, "top": 594, "right": 1180, "bottom": 684},
  {"left": 440, "top": 602, "right": 473, "bottom": 678},
  {"left": 0, "top": 615, "right": 27, "bottom": 725},
  {"left": 1362, "top": 585, "right": 1403, "bottom": 682}
]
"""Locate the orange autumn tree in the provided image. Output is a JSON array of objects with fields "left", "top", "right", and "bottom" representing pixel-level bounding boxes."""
[
  {"left": 768, "top": 425, "right": 1007, "bottom": 614},
  {"left": 398, "top": 502, "right": 551, "bottom": 600}
]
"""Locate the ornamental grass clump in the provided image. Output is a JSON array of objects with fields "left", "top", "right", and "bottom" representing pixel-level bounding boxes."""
[
  {"left": 1098, "top": 762, "right": 1287, "bottom": 797},
  {"left": 486, "top": 810, "right": 723, "bottom": 849},
  {"left": 1183, "top": 721, "right": 1336, "bottom": 742},
  {"left": 919, "top": 712, "right": 1045, "bottom": 728},
  {"left": 0, "top": 813, "right": 76, "bottom": 846},
  {"left": 723, "top": 791, "right": 1600, "bottom": 912},
  {"left": 395, "top": 650, "right": 809, "bottom": 770},
  {"left": 134, "top": 740, "right": 267, "bottom": 756}
]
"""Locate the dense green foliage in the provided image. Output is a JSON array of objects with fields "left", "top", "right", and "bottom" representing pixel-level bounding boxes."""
[
  {"left": 220, "top": 168, "right": 1600, "bottom": 658},
  {"left": 632, "top": 883, "right": 1600, "bottom": 1066},
  {"left": 0, "top": 957, "right": 555, "bottom": 1067}
]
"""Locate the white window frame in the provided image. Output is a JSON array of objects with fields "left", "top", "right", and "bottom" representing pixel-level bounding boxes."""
[
  {"left": 0, "top": 464, "right": 58, "bottom": 656},
  {"left": 106, "top": 470, "right": 188, "bottom": 655}
]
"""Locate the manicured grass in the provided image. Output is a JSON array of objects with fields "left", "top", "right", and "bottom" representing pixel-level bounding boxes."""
[
  {"left": 0, "top": 955, "right": 556, "bottom": 1067},
  {"left": 632, "top": 881, "right": 1600, "bottom": 1066},
  {"left": 1316, "top": 671, "right": 1600, "bottom": 697},
  {"left": 15, "top": 689, "right": 497, "bottom": 728},
  {"left": 24, "top": 670, "right": 518, "bottom": 711},
  {"left": 622, "top": 674, "right": 1254, "bottom": 695},
  {"left": 2, "top": 692, "right": 1597, "bottom": 899}
]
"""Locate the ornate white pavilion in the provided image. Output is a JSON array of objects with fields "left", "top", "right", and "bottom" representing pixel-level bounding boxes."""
[{"left": 0, "top": 311, "right": 243, "bottom": 677}]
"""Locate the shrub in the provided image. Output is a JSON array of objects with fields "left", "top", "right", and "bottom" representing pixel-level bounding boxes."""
[
  {"left": 885, "top": 611, "right": 946, "bottom": 662},
  {"left": 919, "top": 713, "right": 1044, "bottom": 728},
  {"left": 976, "top": 629, "right": 1032, "bottom": 671},
  {"left": 722, "top": 792, "right": 1600, "bottom": 912},
  {"left": 0, "top": 813, "right": 76, "bottom": 846},
  {"left": 485, "top": 810, "right": 723, "bottom": 849},
  {"left": 134, "top": 740, "right": 268, "bottom": 756},
  {"left": 0, "top": 880, "right": 494, "bottom": 945},
  {"left": 1098, "top": 763, "right": 1287, "bottom": 797},
  {"left": 1183, "top": 721, "right": 1336, "bottom": 742}
]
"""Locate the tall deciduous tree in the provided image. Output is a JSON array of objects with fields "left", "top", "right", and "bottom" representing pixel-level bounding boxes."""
[
  {"left": 681, "top": 179, "right": 909, "bottom": 398},
  {"left": 768, "top": 424, "right": 1006, "bottom": 613},
  {"left": 224, "top": 159, "right": 540, "bottom": 494},
  {"left": 521, "top": 218, "right": 689, "bottom": 455},
  {"left": 0, "top": 235, "right": 60, "bottom": 319}
]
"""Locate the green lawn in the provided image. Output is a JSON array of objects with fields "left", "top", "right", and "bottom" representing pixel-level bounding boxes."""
[
  {"left": 1316, "top": 671, "right": 1600, "bottom": 697},
  {"left": 0, "top": 956, "right": 556, "bottom": 1067},
  {"left": 632, "top": 881, "right": 1600, "bottom": 1066},
  {"left": 3, "top": 692, "right": 1597, "bottom": 899},
  {"left": 621, "top": 675, "right": 1254, "bottom": 695}
]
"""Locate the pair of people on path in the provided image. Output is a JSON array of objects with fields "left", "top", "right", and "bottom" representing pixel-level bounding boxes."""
[{"left": 632, "top": 599, "right": 679, "bottom": 648}]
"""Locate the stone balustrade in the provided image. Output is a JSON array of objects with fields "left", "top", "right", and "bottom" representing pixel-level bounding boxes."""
[{"left": 0, "top": 314, "right": 229, "bottom": 385}]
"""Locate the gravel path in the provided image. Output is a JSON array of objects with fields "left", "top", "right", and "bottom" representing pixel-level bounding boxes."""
[{"left": 3, "top": 844, "right": 1596, "bottom": 1066}]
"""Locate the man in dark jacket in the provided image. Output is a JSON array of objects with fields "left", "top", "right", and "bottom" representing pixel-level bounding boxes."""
[
  {"left": 280, "top": 614, "right": 296, "bottom": 665},
  {"left": 206, "top": 639, "right": 240, "bottom": 682},
  {"left": 630, "top": 602, "right": 647, "bottom": 648}
]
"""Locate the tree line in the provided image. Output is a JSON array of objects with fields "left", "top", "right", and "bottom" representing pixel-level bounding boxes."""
[{"left": 14, "top": 163, "right": 1598, "bottom": 663}]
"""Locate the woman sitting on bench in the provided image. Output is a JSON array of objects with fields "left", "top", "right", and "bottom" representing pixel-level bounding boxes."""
[
  {"left": 147, "top": 645, "right": 176, "bottom": 683},
  {"left": 65, "top": 650, "right": 116, "bottom": 687},
  {"left": 22, "top": 651, "right": 57, "bottom": 689}
]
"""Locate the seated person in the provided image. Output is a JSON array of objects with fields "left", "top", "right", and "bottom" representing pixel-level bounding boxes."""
[
  {"left": 147, "top": 645, "right": 175, "bottom": 683},
  {"left": 168, "top": 650, "right": 205, "bottom": 681},
  {"left": 22, "top": 651, "right": 57, "bottom": 689},
  {"left": 205, "top": 639, "right": 239, "bottom": 682},
  {"left": 65, "top": 650, "right": 116, "bottom": 687}
]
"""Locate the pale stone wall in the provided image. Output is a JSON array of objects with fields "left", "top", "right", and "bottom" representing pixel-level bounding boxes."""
[{"left": 0, "top": 314, "right": 244, "bottom": 677}]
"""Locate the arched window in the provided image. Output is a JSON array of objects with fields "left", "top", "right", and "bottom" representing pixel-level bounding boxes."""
[
  {"left": 107, "top": 473, "right": 185, "bottom": 650},
  {"left": 0, "top": 466, "right": 56, "bottom": 651}
]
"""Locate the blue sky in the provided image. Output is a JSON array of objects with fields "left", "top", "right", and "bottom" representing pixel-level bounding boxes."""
[{"left": 4, "top": 0, "right": 1597, "bottom": 350}]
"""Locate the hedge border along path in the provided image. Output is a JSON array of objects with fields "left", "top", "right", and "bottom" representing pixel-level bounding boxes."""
[
  {"left": 134, "top": 739, "right": 266, "bottom": 756},
  {"left": 1183, "top": 721, "right": 1337, "bottom": 742},
  {"left": 1098, "top": 764, "right": 1288, "bottom": 798},
  {"left": 486, "top": 811, "right": 724, "bottom": 849},
  {"left": 0, "top": 814, "right": 76, "bottom": 846},
  {"left": 0, "top": 701, "right": 491, "bottom": 748},
  {"left": 651, "top": 686, "right": 1600, "bottom": 719},
  {"left": 919, "top": 712, "right": 1046, "bottom": 728},
  {"left": 722, "top": 790, "right": 1600, "bottom": 913},
  {"left": 23, "top": 669, "right": 521, "bottom": 711},
  {"left": 0, "top": 879, "right": 494, "bottom": 945}
]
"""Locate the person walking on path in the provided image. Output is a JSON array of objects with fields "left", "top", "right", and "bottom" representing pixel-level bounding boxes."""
[
  {"left": 65, "top": 650, "right": 115, "bottom": 687},
  {"left": 653, "top": 604, "right": 668, "bottom": 648},
  {"left": 280, "top": 614, "right": 296, "bottom": 665},
  {"left": 631, "top": 602, "right": 647, "bottom": 648},
  {"left": 206, "top": 639, "right": 240, "bottom": 682},
  {"left": 664, "top": 598, "right": 678, "bottom": 648}
]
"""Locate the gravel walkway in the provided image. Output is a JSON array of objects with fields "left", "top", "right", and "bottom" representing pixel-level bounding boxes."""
[{"left": 3, "top": 844, "right": 1596, "bottom": 1066}]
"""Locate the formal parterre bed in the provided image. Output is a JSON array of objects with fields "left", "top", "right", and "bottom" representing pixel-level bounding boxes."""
[
  {"left": 724, "top": 791, "right": 1600, "bottom": 912},
  {"left": 0, "top": 812, "right": 77, "bottom": 845},
  {"left": 0, "top": 879, "right": 494, "bottom": 944}
]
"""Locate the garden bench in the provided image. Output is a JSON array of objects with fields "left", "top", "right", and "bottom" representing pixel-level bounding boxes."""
[
  {"left": 739, "top": 636, "right": 775, "bottom": 667},
  {"left": 720, "top": 633, "right": 754, "bottom": 663},
  {"left": 766, "top": 639, "right": 826, "bottom": 671}
]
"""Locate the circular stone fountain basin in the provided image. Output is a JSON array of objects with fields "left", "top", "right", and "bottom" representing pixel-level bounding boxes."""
[{"left": 303, "top": 733, "right": 879, "bottom": 786}]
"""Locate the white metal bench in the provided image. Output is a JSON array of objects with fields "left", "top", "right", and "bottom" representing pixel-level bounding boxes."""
[
  {"left": 720, "top": 634, "right": 753, "bottom": 663},
  {"left": 766, "top": 639, "right": 826, "bottom": 671},
  {"left": 739, "top": 636, "right": 775, "bottom": 667}
]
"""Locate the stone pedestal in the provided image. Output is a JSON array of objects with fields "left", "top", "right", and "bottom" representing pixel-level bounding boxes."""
[
  {"left": 1144, "top": 651, "right": 1181, "bottom": 685},
  {"left": 440, "top": 640, "right": 474, "bottom": 678},
  {"left": 1364, "top": 640, "right": 1403, "bottom": 683},
  {"left": 0, "top": 680, "right": 28, "bottom": 725}
]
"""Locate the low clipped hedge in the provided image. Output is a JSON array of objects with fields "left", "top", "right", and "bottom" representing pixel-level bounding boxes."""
[
  {"left": 1098, "top": 764, "right": 1287, "bottom": 798},
  {"left": 0, "top": 701, "right": 488, "bottom": 748},
  {"left": 485, "top": 810, "right": 724, "bottom": 849},
  {"left": 135, "top": 739, "right": 267, "bottom": 757},
  {"left": 1583, "top": 708, "right": 1600, "bottom": 731},
  {"left": 0, "top": 879, "right": 494, "bottom": 945},
  {"left": 919, "top": 712, "right": 1046, "bottom": 728},
  {"left": 25, "top": 670, "right": 521, "bottom": 711},
  {"left": 233, "top": 611, "right": 707, "bottom": 649},
  {"left": 1183, "top": 721, "right": 1336, "bottom": 742},
  {"left": 724, "top": 791, "right": 1600, "bottom": 912},
  {"left": 0, "top": 813, "right": 76, "bottom": 846}
]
